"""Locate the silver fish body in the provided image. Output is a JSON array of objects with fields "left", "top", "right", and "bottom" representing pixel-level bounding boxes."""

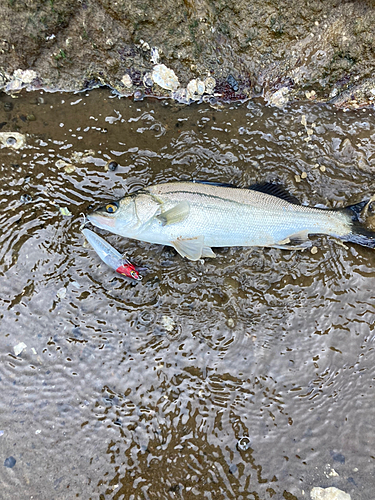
[{"left": 87, "top": 182, "right": 374, "bottom": 261}]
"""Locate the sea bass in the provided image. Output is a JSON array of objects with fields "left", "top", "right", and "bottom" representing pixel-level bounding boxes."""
[{"left": 87, "top": 182, "right": 375, "bottom": 261}]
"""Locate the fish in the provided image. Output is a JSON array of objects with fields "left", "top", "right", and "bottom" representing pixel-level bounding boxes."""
[
  {"left": 86, "top": 181, "right": 375, "bottom": 261},
  {"left": 82, "top": 228, "right": 142, "bottom": 280}
]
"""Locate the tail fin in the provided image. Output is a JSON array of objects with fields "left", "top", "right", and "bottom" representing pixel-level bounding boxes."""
[{"left": 342, "top": 197, "right": 375, "bottom": 249}]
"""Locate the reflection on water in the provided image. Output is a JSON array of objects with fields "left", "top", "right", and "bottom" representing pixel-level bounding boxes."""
[{"left": 0, "top": 90, "right": 375, "bottom": 499}]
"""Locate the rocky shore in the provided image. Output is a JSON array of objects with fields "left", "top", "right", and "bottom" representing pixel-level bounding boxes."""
[{"left": 1, "top": 0, "right": 375, "bottom": 108}]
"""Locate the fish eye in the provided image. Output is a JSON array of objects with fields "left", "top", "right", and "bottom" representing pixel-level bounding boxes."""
[{"left": 105, "top": 202, "right": 118, "bottom": 213}]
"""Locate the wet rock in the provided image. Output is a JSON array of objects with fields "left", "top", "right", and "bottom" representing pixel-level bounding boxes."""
[
  {"left": 0, "top": 1, "right": 375, "bottom": 106},
  {"left": 310, "top": 487, "right": 351, "bottom": 500},
  {"left": 151, "top": 64, "right": 179, "bottom": 91},
  {"left": 107, "top": 161, "right": 118, "bottom": 171},
  {"left": 4, "top": 456, "right": 16, "bottom": 468}
]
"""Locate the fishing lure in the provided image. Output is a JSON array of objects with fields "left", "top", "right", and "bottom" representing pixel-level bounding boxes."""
[{"left": 82, "top": 227, "right": 142, "bottom": 280}]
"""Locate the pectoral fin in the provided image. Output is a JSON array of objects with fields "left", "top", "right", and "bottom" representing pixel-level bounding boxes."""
[
  {"left": 172, "top": 236, "right": 204, "bottom": 260},
  {"left": 156, "top": 201, "right": 190, "bottom": 226}
]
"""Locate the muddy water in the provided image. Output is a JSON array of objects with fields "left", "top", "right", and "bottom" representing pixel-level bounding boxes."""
[{"left": 0, "top": 90, "right": 375, "bottom": 499}]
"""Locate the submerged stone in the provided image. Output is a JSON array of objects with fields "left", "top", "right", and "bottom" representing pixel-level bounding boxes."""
[
  {"left": 4, "top": 456, "right": 16, "bottom": 468},
  {"left": 310, "top": 487, "right": 351, "bottom": 500}
]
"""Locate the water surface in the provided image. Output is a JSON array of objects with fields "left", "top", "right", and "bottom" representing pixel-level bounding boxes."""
[{"left": 0, "top": 90, "right": 374, "bottom": 499}]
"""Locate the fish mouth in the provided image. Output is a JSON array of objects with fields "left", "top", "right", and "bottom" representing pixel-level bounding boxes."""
[{"left": 87, "top": 213, "right": 116, "bottom": 229}]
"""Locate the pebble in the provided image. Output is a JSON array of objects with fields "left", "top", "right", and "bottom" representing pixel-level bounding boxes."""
[
  {"left": 56, "top": 287, "right": 67, "bottom": 299},
  {"left": 310, "top": 486, "right": 351, "bottom": 500},
  {"left": 301, "top": 171, "right": 307, "bottom": 179},
  {"left": 4, "top": 456, "right": 16, "bottom": 468},
  {"left": 237, "top": 436, "right": 251, "bottom": 451},
  {"left": 3, "top": 102, "right": 13, "bottom": 111},
  {"left": 59, "top": 207, "right": 72, "bottom": 217},
  {"left": 13, "top": 342, "right": 27, "bottom": 356},
  {"left": 310, "top": 246, "right": 318, "bottom": 255},
  {"left": 320, "top": 165, "right": 326, "bottom": 172},
  {"left": 151, "top": 64, "right": 179, "bottom": 91},
  {"left": 227, "top": 318, "right": 235, "bottom": 328},
  {"left": 107, "top": 161, "right": 118, "bottom": 171},
  {"left": 161, "top": 315, "right": 176, "bottom": 332}
]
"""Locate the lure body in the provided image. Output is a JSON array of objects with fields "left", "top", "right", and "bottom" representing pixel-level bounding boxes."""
[{"left": 82, "top": 228, "right": 142, "bottom": 280}]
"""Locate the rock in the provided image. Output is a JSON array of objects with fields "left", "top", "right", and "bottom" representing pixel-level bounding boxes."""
[
  {"left": 56, "top": 287, "right": 67, "bottom": 299},
  {"left": 151, "top": 64, "right": 179, "bottom": 91},
  {"left": 4, "top": 456, "right": 16, "bottom": 468},
  {"left": 161, "top": 315, "right": 176, "bottom": 332},
  {"left": 310, "top": 487, "right": 351, "bottom": 500},
  {"left": 59, "top": 207, "right": 72, "bottom": 217},
  {"left": 13, "top": 342, "right": 27, "bottom": 356}
]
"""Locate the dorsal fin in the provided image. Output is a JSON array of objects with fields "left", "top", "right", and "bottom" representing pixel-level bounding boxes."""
[{"left": 248, "top": 182, "right": 301, "bottom": 205}]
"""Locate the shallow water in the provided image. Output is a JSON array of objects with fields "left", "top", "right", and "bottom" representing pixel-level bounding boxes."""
[{"left": 0, "top": 89, "right": 375, "bottom": 499}]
